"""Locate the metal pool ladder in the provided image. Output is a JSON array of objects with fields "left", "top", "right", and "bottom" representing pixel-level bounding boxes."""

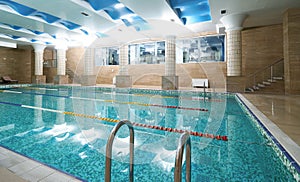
[
  {"left": 105, "top": 120, "right": 134, "bottom": 182},
  {"left": 105, "top": 120, "right": 191, "bottom": 182},
  {"left": 174, "top": 132, "right": 191, "bottom": 182}
]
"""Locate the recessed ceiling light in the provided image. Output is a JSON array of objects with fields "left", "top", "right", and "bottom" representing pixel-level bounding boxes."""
[
  {"left": 220, "top": 9, "right": 226, "bottom": 15},
  {"left": 81, "top": 11, "right": 89, "bottom": 17}
]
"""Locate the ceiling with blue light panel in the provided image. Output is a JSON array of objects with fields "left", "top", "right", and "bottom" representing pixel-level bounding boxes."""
[
  {"left": 0, "top": 0, "right": 298, "bottom": 47},
  {"left": 167, "top": 0, "right": 211, "bottom": 25}
]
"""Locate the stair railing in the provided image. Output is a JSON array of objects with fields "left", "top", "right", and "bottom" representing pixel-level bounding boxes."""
[
  {"left": 246, "top": 58, "right": 284, "bottom": 90},
  {"left": 105, "top": 120, "right": 134, "bottom": 182},
  {"left": 174, "top": 132, "right": 191, "bottom": 182}
]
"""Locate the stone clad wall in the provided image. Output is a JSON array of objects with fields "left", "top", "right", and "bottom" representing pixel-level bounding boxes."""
[
  {"left": 283, "top": 8, "right": 300, "bottom": 95},
  {"left": 0, "top": 46, "right": 33, "bottom": 83},
  {"left": 242, "top": 24, "right": 284, "bottom": 87}
]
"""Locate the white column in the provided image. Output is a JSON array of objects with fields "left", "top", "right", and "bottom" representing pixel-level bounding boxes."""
[
  {"left": 32, "top": 44, "right": 46, "bottom": 76},
  {"left": 119, "top": 44, "right": 129, "bottom": 75},
  {"left": 115, "top": 44, "right": 132, "bottom": 88},
  {"left": 165, "top": 35, "right": 176, "bottom": 76},
  {"left": 226, "top": 30, "right": 242, "bottom": 76},
  {"left": 56, "top": 48, "right": 67, "bottom": 75},
  {"left": 84, "top": 47, "right": 94, "bottom": 76},
  {"left": 221, "top": 13, "right": 247, "bottom": 76},
  {"left": 162, "top": 35, "right": 178, "bottom": 90}
]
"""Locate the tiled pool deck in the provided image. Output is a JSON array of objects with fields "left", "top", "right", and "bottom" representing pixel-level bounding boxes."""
[{"left": 0, "top": 84, "right": 299, "bottom": 181}]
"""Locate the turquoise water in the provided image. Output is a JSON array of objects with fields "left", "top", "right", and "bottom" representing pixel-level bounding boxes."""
[{"left": 0, "top": 86, "right": 298, "bottom": 181}]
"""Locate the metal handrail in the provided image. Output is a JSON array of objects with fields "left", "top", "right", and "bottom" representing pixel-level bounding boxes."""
[
  {"left": 105, "top": 120, "right": 134, "bottom": 182},
  {"left": 246, "top": 58, "right": 284, "bottom": 89},
  {"left": 174, "top": 132, "right": 191, "bottom": 182},
  {"left": 247, "top": 58, "right": 283, "bottom": 78}
]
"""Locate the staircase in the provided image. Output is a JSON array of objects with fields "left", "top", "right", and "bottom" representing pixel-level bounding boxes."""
[
  {"left": 245, "top": 58, "right": 284, "bottom": 94},
  {"left": 66, "top": 67, "right": 81, "bottom": 84}
]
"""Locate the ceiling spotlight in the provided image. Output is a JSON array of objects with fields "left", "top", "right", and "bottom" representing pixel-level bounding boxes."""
[
  {"left": 81, "top": 11, "right": 89, "bottom": 17},
  {"left": 220, "top": 9, "right": 226, "bottom": 15},
  {"left": 170, "top": 19, "right": 175, "bottom": 22}
]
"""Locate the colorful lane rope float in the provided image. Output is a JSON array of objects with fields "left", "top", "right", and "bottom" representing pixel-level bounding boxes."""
[
  {"left": 133, "top": 93, "right": 224, "bottom": 102},
  {"left": 63, "top": 111, "right": 228, "bottom": 141},
  {"left": 104, "top": 100, "right": 208, "bottom": 112}
]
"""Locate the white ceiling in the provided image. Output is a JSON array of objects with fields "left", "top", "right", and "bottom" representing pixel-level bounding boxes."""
[{"left": 0, "top": 0, "right": 299, "bottom": 48}]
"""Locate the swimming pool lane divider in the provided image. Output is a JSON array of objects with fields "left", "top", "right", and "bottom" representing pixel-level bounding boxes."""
[
  {"left": 98, "top": 91, "right": 224, "bottom": 103},
  {"left": 0, "top": 90, "right": 208, "bottom": 112},
  {"left": 63, "top": 111, "right": 228, "bottom": 141},
  {"left": 70, "top": 97, "right": 209, "bottom": 112},
  {"left": 21, "top": 87, "right": 223, "bottom": 103},
  {"left": 132, "top": 93, "right": 224, "bottom": 102},
  {"left": 23, "top": 87, "right": 59, "bottom": 91},
  {"left": 0, "top": 100, "right": 226, "bottom": 141}
]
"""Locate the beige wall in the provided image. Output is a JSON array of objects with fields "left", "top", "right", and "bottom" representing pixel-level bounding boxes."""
[
  {"left": 0, "top": 46, "right": 33, "bottom": 83},
  {"left": 242, "top": 24, "right": 283, "bottom": 76},
  {"left": 65, "top": 47, "right": 227, "bottom": 89},
  {"left": 242, "top": 24, "right": 284, "bottom": 89},
  {"left": 283, "top": 8, "right": 300, "bottom": 95}
]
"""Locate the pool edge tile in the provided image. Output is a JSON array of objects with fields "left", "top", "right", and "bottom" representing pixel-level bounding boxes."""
[{"left": 237, "top": 93, "right": 300, "bottom": 171}]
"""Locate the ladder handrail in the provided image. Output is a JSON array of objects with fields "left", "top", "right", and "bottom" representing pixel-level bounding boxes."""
[
  {"left": 174, "top": 132, "right": 191, "bottom": 182},
  {"left": 105, "top": 120, "right": 134, "bottom": 182}
]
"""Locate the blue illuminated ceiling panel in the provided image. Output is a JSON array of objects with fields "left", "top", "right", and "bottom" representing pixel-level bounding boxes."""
[
  {"left": 0, "top": 22, "right": 55, "bottom": 38},
  {"left": 0, "top": 0, "right": 81, "bottom": 30},
  {"left": 84, "top": 0, "right": 149, "bottom": 31},
  {"left": 167, "top": 0, "right": 211, "bottom": 25},
  {"left": 0, "top": 0, "right": 110, "bottom": 44}
]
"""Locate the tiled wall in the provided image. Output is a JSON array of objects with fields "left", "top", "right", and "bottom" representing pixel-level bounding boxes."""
[
  {"left": 227, "top": 30, "right": 242, "bottom": 76},
  {"left": 283, "top": 8, "right": 300, "bottom": 95},
  {"left": 242, "top": 24, "right": 284, "bottom": 90},
  {"left": 0, "top": 46, "right": 33, "bottom": 83},
  {"left": 242, "top": 24, "right": 283, "bottom": 76}
]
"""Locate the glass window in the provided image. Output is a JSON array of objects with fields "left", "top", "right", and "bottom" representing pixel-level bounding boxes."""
[
  {"left": 43, "top": 49, "right": 57, "bottom": 68},
  {"left": 199, "top": 35, "right": 225, "bottom": 62},
  {"left": 129, "top": 41, "right": 165, "bottom": 65},
  {"left": 94, "top": 47, "right": 119, "bottom": 66},
  {"left": 177, "top": 34, "right": 225, "bottom": 63},
  {"left": 108, "top": 48, "right": 119, "bottom": 65}
]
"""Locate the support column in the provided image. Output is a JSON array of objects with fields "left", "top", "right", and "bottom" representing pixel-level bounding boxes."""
[
  {"left": 81, "top": 47, "right": 96, "bottom": 86},
  {"left": 116, "top": 44, "right": 132, "bottom": 88},
  {"left": 54, "top": 46, "right": 69, "bottom": 84},
  {"left": 221, "top": 13, "right": 247, "bottom": 92},
  {"left": 32, "top": 44, "right": 46, "bottom": 84},
  {"left": 221, "top": 13, "right": 247, "bottom": 76},
  {"left": 162, "top": 35, "right": 178, "bottom": 90}
]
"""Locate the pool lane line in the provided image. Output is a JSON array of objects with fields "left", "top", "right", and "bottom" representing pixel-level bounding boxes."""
[
  {"left": 0, "top": 101, "right": 22, "bottom": 107},
  {"left": 0, "top": 89, "right": 69, "bottom": 98},
  {"left": 23, "top": 87, "right": 58, "bottom": 91},
  {"left": 0, "top": 90, "right": 208, "bottom": 112},
  {"left": 22, "top": 105, "right": 64, "bottom": 113},
  {"left": 62, "top": 111, "right": 227, "bottom": 141},
  {"left": 71, "top": 97, "right": 208, "bottom": 112},
  {"left": 0, "top": 100, "right": 225, "bottom": 141},
  {"left": 2, "top": 90, "right": 22, "bottom": 94},
  {"left": 79, "top": 91, "right": 223, "bottom": 103}
]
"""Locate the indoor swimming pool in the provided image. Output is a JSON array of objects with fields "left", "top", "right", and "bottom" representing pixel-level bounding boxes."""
[{"left": 0, "top": 85, "right": 299, "bottom": 181}]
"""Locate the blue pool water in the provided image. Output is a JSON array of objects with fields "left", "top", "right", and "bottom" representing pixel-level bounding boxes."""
[{"left": 0, "top": 85, "right": 299, "bottom": 181}]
